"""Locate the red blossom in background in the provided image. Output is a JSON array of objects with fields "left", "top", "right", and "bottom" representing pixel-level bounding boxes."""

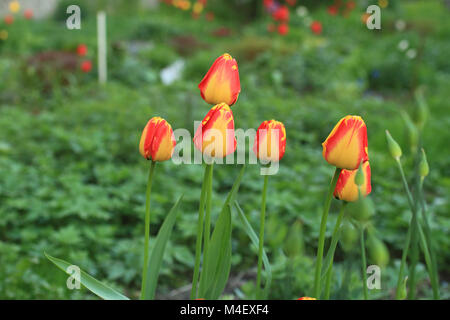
[
  {"left": 346, "top": 0, "right": 356, "bottom": 10},
  {"left": 4, "top": 15, "right": 14, "bottom": 25},
  {"left": 24, "top": 9, "right": 34, "bottom": 20},
  {"left": 263, "top": 0, "right": 274, "bottom": 7},
  {"left": 328, "top": 5, "right": 338, "bottom": 16},
  {"left": 272, "top": 6, "right": 289, "bottom": 22},
  {"left": 310, "top": 21, "right": 322, "bottom": 35},
  {"left": 77, "top": 44, "right": 88, "bottom": 57},
  {"left": 80, "top": 60, "right": 92, "bottom": 73},
  {"left": 277, "top": 23, "right": 289, "bottom": 35}
]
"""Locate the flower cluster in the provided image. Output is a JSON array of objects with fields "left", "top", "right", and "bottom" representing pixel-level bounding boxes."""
[
  {"left": 263, "top": 0, "right": 297, "bottom": 36},
  {"left": 1, "top": 2, "right": 34, "bottom": 42},
  {"left": 76, "top": 44, "right": 93, "bottom": 73}
]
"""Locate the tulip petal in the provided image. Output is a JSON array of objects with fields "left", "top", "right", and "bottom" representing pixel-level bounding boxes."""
[{"left": 322, "top": 115, "right": 368, "bottom": 170}]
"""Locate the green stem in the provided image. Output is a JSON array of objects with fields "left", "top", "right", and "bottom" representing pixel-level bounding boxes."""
[
  {"left": 256, "top": 174, "right": 269, "bottom": 299},
  {"left": 140, "top": 160, "right": 156, "bottom": 300},
  {"left": 202, "top": 164, "right": 214, "bottom": 261},
  {"left": 323, "top": 202, "right": 347, "bottom": 299},
  {"left": 360, "top": 226, "right": 368, "bottom": 300},
  {"left": 313, "top": 167, "right": 340, "bottom": 299},
  {"left": 395, "top": 159, "right": 420, "bottom": 299},
  {"left": 190, "top": 164, "right": 210, "bottom": 299},
  {"left": 419, "top": 179, "right": 440, "bottom": 299}
]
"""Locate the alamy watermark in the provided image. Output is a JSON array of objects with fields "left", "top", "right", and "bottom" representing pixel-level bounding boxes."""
[
  {"left": 66, "top": 265, "right": 81, "bottom": 290},
  {"left": 366, "top": 5, "right": 381, "bottom": 30},
  {"left": 367, "top": 265, "right": 381, "bottom": 290},
  {"left": 172, "top": 122, "right": 281, "bottom": 175}
]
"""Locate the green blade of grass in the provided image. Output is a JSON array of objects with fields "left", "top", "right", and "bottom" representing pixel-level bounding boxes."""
[
  {"left": 144, "top": 195, "right": 184, "bottom": 300},
  {"left": 45, "top": 252, "right": 129, "bottom": 300}
]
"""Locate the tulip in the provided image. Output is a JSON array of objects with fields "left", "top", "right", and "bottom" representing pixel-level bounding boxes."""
[
  {"left": 322, "top": 115, "right": 369, "bottom": 170},
  {"left": 198, "top": 53, "right": 241, "bottom": 106},
  {"left": 297, "top": 297, "right": 316, "bottom": 300},
  {"left": 253, "top": 120, "right": 286, "bottom": 299},
  {"left": 139, "top": 116, "right": 176, "bottom": 299},
  {"left": 193, "top": 103, "right": 237, "bottom": 159},
  {"left": 334, "top": 161, "right": 372, "bottom": 202},
  {"left": 191, "top": 103, "right": 236, "bottom": 299},
  {"left": 139, "top": 117, "right": 176, "bottom": 162},
  {"left": 253, "top": 120, "right": 286, "bottom": 162}
]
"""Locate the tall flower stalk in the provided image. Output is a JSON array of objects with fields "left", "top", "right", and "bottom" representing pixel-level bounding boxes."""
[
  {"left": 138, "top": 117, "right": 176, "bottom": 299},
  {"left": 141, "top": 160, "right": 156, "bottom": 299},
  {"left": 253, "top": 120, "right": 286, "bottom": 299},
  {"left": 316, "top": 115, "right": 369, "bottom": 298}
]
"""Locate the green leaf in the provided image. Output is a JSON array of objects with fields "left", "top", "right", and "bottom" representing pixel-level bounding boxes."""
[
  {"left": 198, "top": 204, "right": 232, "bottom": 299},
  {"left": 234, "top": 201, "right": 272, "bottom": 299},
  {"left": 144, "top": 195, "right": 184, "bottom": 300},
  {"left": 197, "top": 165, "right": 245, "bottom": 299},
  {"left": 44, "top": 253, "right": 129, "bottom": 300}
]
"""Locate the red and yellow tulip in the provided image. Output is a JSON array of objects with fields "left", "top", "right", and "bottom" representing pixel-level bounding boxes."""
[
  {"left": 198, "top": 53, "right": 241, "bottom": 106},
  {"left": 139, "top": 117, "right": 176, "bottom": 161},
  {"left": 297, "top": 297, "right": 317, "bottom": 300},
  {"left": 322, "top": 115, "right": 369, "bottom": 170},
  {"left": 253, "top": 120, "right": 286, "bottom": 162},
  {"left": 193, "top": 103, "right": 236, "bottom": 158},
  {"left": 334, "top": 161, "right": 372, "bottom": 202}
]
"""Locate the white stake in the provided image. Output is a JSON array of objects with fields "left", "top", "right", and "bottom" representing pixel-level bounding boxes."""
[{"left": 97, "top": 11, "right": 107, "bottom": 84}]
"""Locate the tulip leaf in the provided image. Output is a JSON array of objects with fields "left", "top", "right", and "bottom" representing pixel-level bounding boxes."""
[
  {"left": 144, "top": 194, "right": 184, "bottom": 300},
  {"left": 234, "top": 201, "right": 272, "bottom": 299},
  {"left": 198, "top": 203, "right": 232, "bottom": 299},
  {"left": 44, "top": 252, "right": 129, "bottom": 300},
  {"left": 197, "top": 165, "right": 245, "bottom": 299}
]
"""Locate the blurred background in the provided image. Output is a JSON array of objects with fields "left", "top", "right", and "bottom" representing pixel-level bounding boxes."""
[{"left": 0, "top": 0, "right": 448, "bottom": 299}]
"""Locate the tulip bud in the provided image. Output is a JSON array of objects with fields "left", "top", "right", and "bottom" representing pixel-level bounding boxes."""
[
  {"left": 339, "top": 219, "right": 358, "bottom": 252},
  {"left": 334, "top": 161, "right": 371, "bottom": 202},
  {"left": 198, "top": 53, "right": 241, "bottom": 106},
  {"left": 419, "top": 148, "right": 429, "bottom": 178},
  {"left": 385, "top": 130, "right": 402, "bottom": 160},
  {"left": 297, "top": 297, "right": 317, "bottom": 300},
  {"left": 347, "top": 196, "right": 374, "bottom": 223},
  {"left": 322, "top": 115, "right": 369, "bottom": 170},
  {"left": 193, "top": 103, "right": 237, "bottom": 159},
  {"left": 139, "top": 117, "right": 176, "bottom": 161},
  {"left": 253, "top": 120, "right": 287, "bottom": 162},
  {"left": 367, "top": 235, "right": 389, "bottom": 268}
]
